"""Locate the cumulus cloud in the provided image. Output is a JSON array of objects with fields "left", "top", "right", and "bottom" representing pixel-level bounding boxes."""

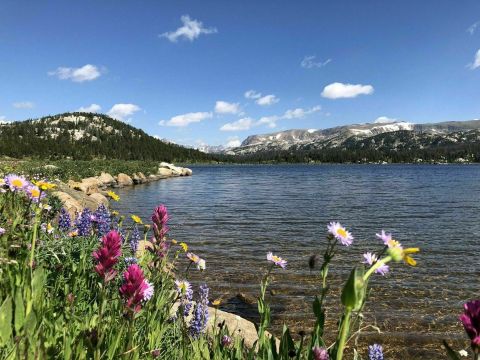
[
  {"left": 220, "top": 117, "right": 254, "bottom": 131},
  {"left": 374, "top": 116, "right": 397, "bottom": 124},
  {"left": 467, "top": 21, "right": 480, "bottom": 35},
  {"left": 257, "top": 115, "right": 279, "bottom": 128},
  {"left": 225, "top": 136, "right": 241, "bottom": 148},
  {"left": 107, "top": 103, "right": 141, "bottom": 121},
  {"left": 12, "top": 101, "right": 34, "bottom": 109},
  {"left": 301, "top": 56, "right": 331, "bottom": 69},
  {"left": 160, "top": 111, "right": 213, "bottom": 127},
  {"left": 160, "top": 15, "right": 217, "bottom": 42},
  {"left": 468, "top": 49, "right": 480, "bottom": 70},
  {"left": 244, "top": 90, "right": 262, "bottom": 99},
  {"left": 215, "top": 101, "right": 240, "bottom": 114},
  {"left": 48, "top": 64, "right": 102, "bottom": 82},
  {"left": 256, "top": 94, "right": 279, "bottom": 106},
  {"left": 77, "top": 104, "right": 101, "bottom": 113},
  {"left": 321, "top": 82, "right": 374, "bottom": 99}
]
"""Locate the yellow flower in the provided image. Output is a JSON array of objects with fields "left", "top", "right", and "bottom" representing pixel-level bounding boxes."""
[
  {"left": 403, "top": 247, "right": 420, "bottom": 266},
  {"left": 212, "top": 298, "right": 222, "bottom": 307},
  {"left": 33, "top": 180, "right": 56, "bottom": 190},
  {"left": 179, "top": 242, "right": 188, "bottom": 252},
  {"left": 131, "top": 215, "right": 143, "bottom": 224},
  {"left": 171, "top": 239, "right": 178, "bottom": 245},
  {"left": 107, "top": 191, "right": 120, "bottom": 201},
  {"left": 111, "top": 210, "right": 119, "bottom": 216},
  {"left": 68, "top": 230, "right": 78, "bottom": 237}
]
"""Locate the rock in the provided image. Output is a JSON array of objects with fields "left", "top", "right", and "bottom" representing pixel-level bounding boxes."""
[
  {"left": 55, "top": 183, "right": 103, "bottom": 212},
  {"left": 132, "top": 173, "right": 145, "bottom": 184},
  {"left": 117, "top": 173, "right": 134, "bottom": 187},
  {"left": 159, "top": 162, "right": 183, "bottom": 176},
  {"left": 52, "top": 191, "right": 82, "bottom": 218},
  {"left": 237, "top": 292, "right": 257, "bottom": 305},
  {"left": 97, "top": 172, "right": 116, "bottom": 186},
  {"left": 137, "top": 172, "right": 147, "bottom": 182},
  {"left": 67, "top": 178, "right": 100, "bottom": 195},
  {"left": 43, "top": 164, "right": 59, "bottom": 170},
  {"left": 148, "top": 174, "right": 161, "bottom": 181},
  {"left": 182, "top": 167, "right": 193, "bottom": 176},
  {"left": 89, "top": 193, "right": 109, "bottom": 208},
  {"left": 157, "top": 168, "right": 174, "bottom": 177}
]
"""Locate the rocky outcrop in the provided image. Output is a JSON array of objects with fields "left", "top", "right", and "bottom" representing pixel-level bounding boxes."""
[
  {"left": 89, "top": 192, "right": 109, "bottom": 207},
  {"left": 158, "top": 162, "right": 192, "bottom": 177},
  {"left": 116, "top": 173, "right": 134, "bottom": 187},
  {"left": 97, "top": 172, "right": 116, "bottom": 187}
]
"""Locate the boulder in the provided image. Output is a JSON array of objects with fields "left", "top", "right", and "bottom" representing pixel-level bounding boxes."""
[
  {"left": 117, "top": 173, "right": 134, "bottom": 187},
  {"left": 97, "top": 172, "right": 116, "bottom": 186},
  {"left": 148, "top": 174, "right": 161, "bottom": 181},
  {"left": 158, "top": 162, "right": 183, "bottom": 176},
  {"left": 67, "top": 178, "right": 100, "bottom": 195},
  {"left": 52, "top": 191, "right": 82, "bottom": 218},
  {"left": 132, "top": 173, "right": 145, "bottom": 184},
  {"left": 138, "top": 172, "right": 147, "bottom": 182},
  {"left": 89, "top": 193, "right": 109, "bottom": 208},
  {"left": 55, "top": 183, "right": 103, "bottom": 212},
  {"left": 181, "top": 167, "right": 193, "bottom": 176},
  {"left": 157, "top": 168, "right": 174, "bottom": 177}
]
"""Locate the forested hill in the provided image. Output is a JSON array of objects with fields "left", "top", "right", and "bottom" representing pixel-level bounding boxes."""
[{"left": 0, "top": 112, "right": 213, "bottom": 162}]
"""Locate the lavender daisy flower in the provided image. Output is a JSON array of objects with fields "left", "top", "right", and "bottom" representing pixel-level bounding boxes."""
[
  {"left": 25, "top": 185, "right": 45, "bottom": 203},
  {"left": 75, "top": 209, "right": 93, "bottom": 236},
  {"left": 189, "top": 283, "right": 209, "bottom": 337},
  {"left": 143, "top": 280, "right": 154, "bottom": 302},
  {"left": 312, "top": 346, "right": 329, "bottom": 360},
  {"left": 327, "top": 222, "right": 354, "bottom": 246},
  {"left": 94, "top": 205, "right": 111, "bottom": 236},
  {"left": 368, "top": 344, "right": 384, "bottom": 360},
  {"left": 267, "top": 252, "right": 287, "bottom": 269},
  {"left": 363, "top": 252, "right": 389, "bottom": 276},
  {"left": 130, "top": 224, "right": 141, "bottom": 254},
  {"left": 376, "top": 229, "right": 400, "bottom": 248},
  {"left": 4, "top": 174, "right": 29, "bottom": 192},
  {"left": 58, "top": 208, "right": 71, "bottom": 232}
]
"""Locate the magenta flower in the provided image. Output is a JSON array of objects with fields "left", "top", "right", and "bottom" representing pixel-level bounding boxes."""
[
  {"left": 92, "top": 230, "right": 122, "bottom": 282},
  {"left": 151, "top": 204, "right": 169, "bottom": 240},
  {"left": 460, "top": 300, "right": 480, "bottom": 350},
  {"left": 267, "top": 252, "right": 287, "bottom": 269},
  {"left": 327, "top": 222, "right": 354, "bottom": 246},
  {"left": 119, "top": 264, "right": 149, "bottom": 313}
]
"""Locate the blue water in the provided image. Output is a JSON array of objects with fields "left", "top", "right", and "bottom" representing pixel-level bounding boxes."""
[{"left": 114, "top": 164, "right": 480, "bottom": 358}]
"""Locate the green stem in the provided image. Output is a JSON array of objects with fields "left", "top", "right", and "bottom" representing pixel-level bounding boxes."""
[
  {"left": 335, "top": 308, "right": 352, "bottom": 360},
  {"left": 363, "top": 256, "right": 392, "bottom": 281}
]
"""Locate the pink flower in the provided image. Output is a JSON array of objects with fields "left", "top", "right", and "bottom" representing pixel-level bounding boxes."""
[
  {"left": 119, "top": 264, "right": 149, "bottom": 313},
  {"left": 92, "top": 230, "right": 122, "bottom": 282},
  {"left": 460, "top": 300, "right": 480, "bottom": 350},
  {"left": 151, "top": 205, "right": 169, "bottom": 240},
  {"left": 267, "top": 252, "right": 287, "bottom": 269}
]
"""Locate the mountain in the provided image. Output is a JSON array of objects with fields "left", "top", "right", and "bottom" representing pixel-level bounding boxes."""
[{"left": 0, "top": 112, "right": 214, "bottom": 162}]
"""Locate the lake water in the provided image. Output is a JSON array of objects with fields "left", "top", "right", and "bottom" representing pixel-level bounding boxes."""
[{"left": 114, "top": 164, "right": 480, "bottom": 359}]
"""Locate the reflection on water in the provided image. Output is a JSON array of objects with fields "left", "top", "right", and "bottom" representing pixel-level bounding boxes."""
[{"left": 114, "top": 164, "right": 480, "bottom": 359}]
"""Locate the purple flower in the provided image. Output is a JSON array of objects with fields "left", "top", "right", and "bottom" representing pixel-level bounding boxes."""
[
  {"left": 75, "top": 209, "right": 93, "bottom": 236},
  {"left": 0, "top": 227, "right": 5, "bottom": 236},
  {"left": 327, "top": 222, "right": 354, "bottom": 246},
  {"left": 124, "top": 257, "right": 138, "bottom": 265},
  {"left": 92, "top": 230, "right": 122, "bottom": 282},
  {"left": 368, "top": 344, "right": 384, "bottom": 360},
  {"left": 93, "top": 205, "right": 111, "bottom": 237},
  {"left": 221, "top": 335, "right": 232, "bottom": 348},
  {"left": 130, "top": 224, "right": 141, "bottom": 254},
  {"left": 119, "top": 264, "right": 149, "bottom": 313},
  {"left": 25, "top": 185, "right": 45, "bottom": 203},
  {"left": 460, "top": 300, "right": 480, "bottom": 350},
  {"left": 151, "top": 204, "right": 169, "bottom": 241},
  {"left": 267, "top": 252, "right": 287, "bottom": 269},
  {"left": 175, "top": 280, "right": 193, "bottom": 317},
  {"left": 143, "top": 280, "right": 154, "bottom": 302},
  {"left": 189, "top": 284, "right": 209, "bottom": 337},
  {"left": 4, "top": 174, "right": 29, "bottom": 192},
  {"left": 312, "top": 346, "right": 329, "bottom": 360},
  {"left": 58, "top": 208, "right": 71, "bottom": 232},
  {"left": 363, "top": 252, "right": 389, "bottom": 276}
]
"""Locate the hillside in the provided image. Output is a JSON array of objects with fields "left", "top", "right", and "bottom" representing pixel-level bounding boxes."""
[{"left": 0, "top": 112, "right": 212, "bottom": 162}]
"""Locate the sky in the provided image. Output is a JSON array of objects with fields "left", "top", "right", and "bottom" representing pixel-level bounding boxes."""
[{"left": 1, "top": 0, "right": 480, "bottom": 148}]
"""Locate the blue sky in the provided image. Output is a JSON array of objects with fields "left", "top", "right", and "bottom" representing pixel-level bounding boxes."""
[{"left": 1, "top": 0, "right": 480, "bottom": 147}]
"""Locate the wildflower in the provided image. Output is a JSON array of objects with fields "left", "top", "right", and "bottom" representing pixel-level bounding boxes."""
[
  {"left": 402, "top": 247, "right": 420, "bottom": 266},
  {"left": 459, "top": 350, "right": 469, "bottom": 357},
  {"left": 33, "top": 180, "right": 56, "bottom": 191},
  {"left": 143, "top": 280, "right": 154, "bottom": 302},
  {"left": 460, "top": 300, "right": 480, "bottom": 351},
  {"left": 112, "top": 210, "right": 119, "bottom": 216},
  {"left": 93, "top": 205, "right": 111, "bottom": 236},
  {"left": 131, "top": 215, "right": 143, "bottom": 224},
  {"left": 267, "top": 252, "right": 287, "bottom": 269},
  {"left": 40, "top": 203, "right": 52, "bottom": 211},
  {"left": 124, "top": 257, "right": 138, "bottom": 265},
  {"left": 368, "top": 344, "right": 384, "bottom": 360},
  {"left": 312, "top": 346, "right": 329, "bottom": 360},
  {"left": 107, "top": 190, "right": 120, "bottom": 201},
  {"left": 25, "top": 185, "right": 45, "bottom": 203},
  {"left": 119, "top": 264, "right": 149, "bottom": 313},
  {"left": 179, "top": 242, "right": 188, "bottom": 252},
  {"left": 41, "top": 223, "right": 54, "bottom": 234},
  {"left": 130, "top": 224, "right": 141, "bottom": 254},
  {"left": 327, "top": 222, "right": 354, "bottom": 246},
  {"left": 186, "top": 252, "right": 200, "bottom": 263},
  {"left": 363, "top": 252, "right": 389, "bottom": 276},
  {"left": 175, "top": 280, "right": 193, "bottom": 317},
  {"left": 68, "top": 230, "right": 78, "bottom": 237},
  {"left": 221, "top": 335, "right": 232, "bottom": 348},
  {"left": 4, "top": 174, "right": 29, "bottom": 191},
  {"left": 152, "top": 204, "right": 169, "bottom": 240},
  {"left": 0, "top": 227, "right": 5, "bottom": 236},
  {"left": 92, "top": 230, "right": 122, "bottom": 282},
  {"left": 211, "top": 298, "right": 221, "bottom": 307},
  {"left": 197, "top": 258, "right": 206, "bottom": 271},
  {"left": 75, "top": 209, "right": 93, "bottom": 236},
  {"left": 189, "top": 284, "right": 209, "bottom": 337}
]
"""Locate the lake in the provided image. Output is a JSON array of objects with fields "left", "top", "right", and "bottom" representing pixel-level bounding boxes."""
[{"left": 114, "top": 164, "right": 480, "bottom": 359}]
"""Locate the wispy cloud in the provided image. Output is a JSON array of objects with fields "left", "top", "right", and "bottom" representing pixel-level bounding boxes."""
[
  {"left": 107, "top": 103, "right": 141, "bottom": 121},
  {"left": 321, "top": 82, "right": 374, "bottom": 99},
  {"left": 12, "top": 101, "right": 34, "bottom": 109},
  {"left": 160, "top": 111, "right": 213, "bottom": 127},
  {"left": 77, "top": 104, "right": 101, "bottom": 113},
  {"left": 468, "top": 49, "right": 480, "bottom": 70},
  {"left": 244, "top": 90, "right": 262, "bottom": 99},
  {"left": 48, "top": 64, "right": 102, "bottom": 82},
  {"left": 467, "top": 21, "right": 480, "bottom": 35},
  {"left": 226, "top": 136, "right": 241, "bottom": 148},
  {"left": 160, "top": 15, "right": 217, "bottom": 42},
  {"left": 374, "top": 116, "right": 397, "bottom": 124},
  {"left": 301, "top": 56, "right": 331, "bottom": 69},
  {"left": 215, "top": 101, "right": 241, "bottom": 114},
  {"left": 256, "top": 94, "right": 279, "bottom": 106},
  {"left": 220, "top": 117, "right": 254, "bottom": 131}
]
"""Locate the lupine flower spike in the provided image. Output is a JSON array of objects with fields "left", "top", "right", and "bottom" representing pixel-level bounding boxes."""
[{"left": 368, "top": 344, "right": 384, "bottom": 360}]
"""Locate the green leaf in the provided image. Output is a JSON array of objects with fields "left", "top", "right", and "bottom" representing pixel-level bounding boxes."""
[
  {"left": 14, "top": 289, "right": 25, "bottom": 333},
  {"left": 0, "top": 296, "right": 13, "bottom": 346},
  {"left": 279, "top": 325, "right": 295, "bottom": 358},
  {"left": 341, "top": 266, "right": 366, "bottom": 310},
  {"left": 442, "top": 340, "right": 461, "bottom": 360}
]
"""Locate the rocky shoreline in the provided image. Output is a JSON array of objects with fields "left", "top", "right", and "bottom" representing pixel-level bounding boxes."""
[{"left": 54, "top": 162, "right": 192, "bottom": 216}]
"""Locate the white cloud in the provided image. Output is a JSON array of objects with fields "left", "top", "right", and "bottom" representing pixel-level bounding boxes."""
[
  {"left": 160, "top": 15, "right": 217, "bottom": 42},
  {"left": 12, "top": 101, "right": 34, "bottom": 109},
  {"left": 220, "top": 117, "right": 254, "bottom": 131},
  {"left": 374, "top": 116, "right": 397, "bottom": 124},
  {"left": 0, "top": 116, "right": 9, "bottom": 124},
  {"left": 107, "top": 103, "right": 141, "bottom": 121},
  {"left": 257, "top": 105, "right": 321, "bottom": 128},
  {"left": 468, "top": 49, "right": 480, "bottom": 70},
  {"left": 48, "top": 64, "right": 102, "bottom": 82},
  {"left": 467, "top": 21, "right": 480, "bottom": 35},
  {"left": 257, "top": 115, "right": 279, "bottom": 128},
  {"left": 77, "top": 104, "right": 101, "bottom": 113},
  {"left": 161, "top": 111, "right": 213, "bottom": 127},
  {"left": 301, "top": 56, "right": 331, "bottom": 69},
  {"left": 244, "top": 90, "right": 262, "bottom": 99},
  {"left": 321, "top": 82, "right": 374, "bottom": 99},
  {"left": 225, "top": 136, "right": 241, "bottom": 148},
  {"left": 215, "top": 101, "right": 240, "bottom": 114},
  {"left": 256, "top": 94, "right": 279, "bottom": 106}
]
